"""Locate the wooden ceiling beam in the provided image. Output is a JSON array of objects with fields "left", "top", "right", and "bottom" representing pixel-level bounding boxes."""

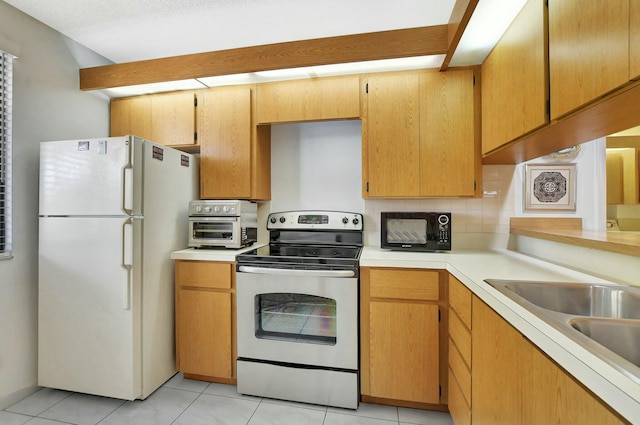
[
  {"left": 79, "top": 25, "right": 449, "bottom": 90},
  {"left": 440, "top": 0, "right": 479, "bottom": 71}
]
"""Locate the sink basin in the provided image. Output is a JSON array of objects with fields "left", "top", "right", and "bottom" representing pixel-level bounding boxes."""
[
  {"left": 484, "top": 279, "right": 640, "bottom": 383},
  {"left": 570, "top": 318, "right": 640, "bottom": 367},
  {"left": 492, "top": 280, "right": 640, "bottom": 319}
]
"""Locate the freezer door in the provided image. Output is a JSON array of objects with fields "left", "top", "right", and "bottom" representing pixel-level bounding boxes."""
[
  {"left": 39, "top": 136, "right": 139, "bottom": 216},
  {"left": 38, "top": 216, "right": 142, "bottom": 400}
]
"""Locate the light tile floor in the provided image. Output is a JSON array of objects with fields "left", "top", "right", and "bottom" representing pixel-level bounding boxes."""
[{"left": 2, "top": 373, "right": 454, "bottom": 425}]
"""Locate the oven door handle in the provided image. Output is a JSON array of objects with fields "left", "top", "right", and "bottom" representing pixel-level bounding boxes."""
[{"left": 238, "top": 265, "right": 355, "bottom": 278}]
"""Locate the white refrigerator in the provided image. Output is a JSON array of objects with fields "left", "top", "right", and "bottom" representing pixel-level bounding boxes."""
[{"left": 38, "top": 136, "right": 199, "bottom": 400}]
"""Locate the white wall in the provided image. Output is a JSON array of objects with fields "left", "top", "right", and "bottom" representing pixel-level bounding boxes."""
[
  {"left": 0, "top": 2, "right": 111, "bottom": 408},
  {"left": 514, "top": 138, "right": 607, "bottom": 231},
  {"left": 270, "top": 120, "right": 364, "bottom": 213}
]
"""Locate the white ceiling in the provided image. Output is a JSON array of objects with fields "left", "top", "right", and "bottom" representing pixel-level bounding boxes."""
[{"left": 3, "top": 0, "right": 457, "bottom": 64}]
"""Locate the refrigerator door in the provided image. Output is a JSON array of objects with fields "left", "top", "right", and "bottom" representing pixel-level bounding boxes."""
[
  {"left": 39, "top": 136, "right": 141, "bottom": 217},
  {"left": 38, "top": 215, "right": 142, "bottom": 400}
]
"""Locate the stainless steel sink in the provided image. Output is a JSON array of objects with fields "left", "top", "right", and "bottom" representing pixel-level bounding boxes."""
[
  {"left": 485, "top": 279, "right": 640, "bottom": 383},
  {"left": 499, "top": 280, "right": 640, "bottom": 319},
  {"left": 570, "top": 318, "right": 640, "bottom": 367}
]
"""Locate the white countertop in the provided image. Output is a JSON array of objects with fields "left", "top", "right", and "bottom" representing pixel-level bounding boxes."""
[
  {"left": 170, "top": 244, "right": 264, "bottom": 262},
  {"left": 171, "top": 244, "right": 640, "bottom": 422}
]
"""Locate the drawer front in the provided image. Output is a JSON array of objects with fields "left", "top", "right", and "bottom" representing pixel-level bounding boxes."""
[
  {"left": 176, "top": 261, "right": 233, "bottom": 289},
  {"left": 449, "top": 338, "right": 471, "bottom": 404},
  {"left": 448, "top": 368, "right": 471, "bottom": 425},
  {"left": 449, "top": 275, "right": 472, "bottom": 329},
  {"left": 369, "top": 269, "right": 439, "bottom": 301},
  {"left": 449, "top": 308, "right": 472, "bottom": 367}
]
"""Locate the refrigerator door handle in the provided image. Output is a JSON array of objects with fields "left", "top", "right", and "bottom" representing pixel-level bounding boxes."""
[
  {"left": 122, "top": 165, "right": 134, "bottom": 216},
  {"left": 122, "top": 219, "right": 133, "bottom": 310}
]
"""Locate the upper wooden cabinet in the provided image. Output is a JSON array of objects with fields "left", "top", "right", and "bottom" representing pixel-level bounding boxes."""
[
  {"left": 110, "top": 96, "right": 152, "bottom": 141},
  {"left": 549, "top": 0, "right": 630, "bottom": 119},
  {"left": 420, "top": 70, "right": 479, "bottom": 197},
  {"left": 256, "top": 76, "right": 360, "bottom": 124},
  {"left": 631, "top": 0, "right": 640, "bottom": 80},
  {"left": 481, "top": 0, "right": 548, "bottom": 155},
  {"left": 110, "top": 91, "right": 196, "bottom": 148},
  {"left": 364, "top": 71, "right": 420, "bottom": 197},
  {"left": 363, "top": 69, "right": 480, "bottom": 198},
  {"left": 198, "top": 85, "right": 271, "bottom": 200},
  {"left": 149, "top": 91, "right": 196, "bottom": 147}
]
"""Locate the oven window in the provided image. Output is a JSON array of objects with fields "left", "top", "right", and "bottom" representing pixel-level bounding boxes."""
[
  {"left": 254, "top": 293, "right": 337, "bottom": 345},
  {"left": 192, "top": 221, "right": 234, "bottom": 240}
]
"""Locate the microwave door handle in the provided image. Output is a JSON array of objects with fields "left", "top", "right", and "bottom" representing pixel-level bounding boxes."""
[{"left": 238, "top": 266, "right": 355, "bottom": 278}]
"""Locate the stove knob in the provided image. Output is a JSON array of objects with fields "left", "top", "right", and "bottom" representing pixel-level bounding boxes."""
[
  {"left": 279, "top": 216, "right": 286, "bottom": 223},
  {"left": 214, "top": 205, "right": 221, "bottom": 213},
  {"left": 352, "top": 217, "right": 360, "bottom": 225},
  {"left": 222, "top": 205, "right": 229, "bottom": 212},
  {"left": 342, "top": 217, "right": 349, "bottom": 224},
  {"left": 195, "top": 205, "right": 203, "bottom": 213},
  {"left": 204, "top": 206, "right": 212, "bottom": 213},
  {"left": 270, "top": 216, "right": 277, "bottom": 224}
]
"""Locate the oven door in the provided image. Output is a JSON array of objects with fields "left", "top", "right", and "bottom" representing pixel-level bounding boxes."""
[
  {"left": 188, "top": 217, "right": 240, "bottom": 248},
  {"left": 236, "top": 267, "right": 358, "bottom": 370}
]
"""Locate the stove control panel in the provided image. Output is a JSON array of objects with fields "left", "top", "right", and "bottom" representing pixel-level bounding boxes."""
[{"left": 268, "top": 210, "right": 363, "bottom": 231}]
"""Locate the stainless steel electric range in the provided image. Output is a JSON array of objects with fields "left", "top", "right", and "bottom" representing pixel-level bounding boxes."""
[{"left": 235, "top": 210, "right": 363, "bottom": 409}]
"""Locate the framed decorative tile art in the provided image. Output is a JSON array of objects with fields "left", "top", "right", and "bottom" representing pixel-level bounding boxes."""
[{"left": 524, "top": 164, "right": 576, "bottom": 211}]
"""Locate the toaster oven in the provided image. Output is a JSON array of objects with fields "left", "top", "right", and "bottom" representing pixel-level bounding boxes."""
[
  {"left": 380, "top": 212, "right": 451, "bottom": 252},
  {"left": 188, "top": 200, "right": 257, "bottom": 249}
]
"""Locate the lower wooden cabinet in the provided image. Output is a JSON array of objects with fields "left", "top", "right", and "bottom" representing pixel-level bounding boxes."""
[
  {"left": 471, "top": 296, "right": 629, "bottom": 425},
  {"left": 174, "top": 260, "right": 236, "bottom": 383},
  {"left": 448, "top": 275, "right": 472, "bottom": 425},
  {"left": 360, "top": 267, "right": 447, "bottom": 408}
]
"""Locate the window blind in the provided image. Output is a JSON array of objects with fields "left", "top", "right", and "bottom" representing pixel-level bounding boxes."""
[{"left": 0, "top": 50, "right": 13, "bottom": 257}]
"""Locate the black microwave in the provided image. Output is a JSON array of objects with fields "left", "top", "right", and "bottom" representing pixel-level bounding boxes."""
[{"left": 380, "top": 212, "right": 451, "bottom": 252}]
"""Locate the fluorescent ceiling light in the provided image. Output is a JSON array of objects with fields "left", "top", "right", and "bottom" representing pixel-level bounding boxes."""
[
  {"left": 103, "top": 79, "right": 207, "bottom": 98},
  {"left": 449, "top": 0, "right": 526, "bottom": 66},
  {"left": 104, "top": 55, "right": 446, "bottom": 97}
]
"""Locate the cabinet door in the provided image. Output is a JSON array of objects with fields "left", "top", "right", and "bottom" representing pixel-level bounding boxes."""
[
  {"left": 149, "top": 91, "right": 196, "bottom": 146},
  {"left": 522, "top": 339, "right": 628, "bottom": 425},
  {"left": 420, "top": 70, "right": 476, "bottom": 197},
  {"left": 110, "top": 96, "right": 152, "bottom": 140},
  {"left": 632, "top": 0, "right": 640, "bottom": 80},
  {"left": 549, "top": 0, "right": 630, "bottom": 119},
  {"left": 368, "top": 300, "right": 440, "bottom": 404},
  {"left": 481, "top": 0, "right": 547, "bottom": 154},
  {"left": 364, "top": 72, "right": 420, "bottom": 197},
  {"left": 176, "top": 288, "right": 233, "bottom": 379},
  {"left": 256, "top": 76, "right": 360, "bottom": 123},
  {"left": 471, "top": 297, "right": 522, "bottom": 425},
  {"left": 199, "top": 86, "right": 252, "bottom": 199}
]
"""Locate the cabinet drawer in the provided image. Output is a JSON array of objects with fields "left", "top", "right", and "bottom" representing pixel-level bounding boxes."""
[
  {"left": 369, "top": 269, "right": 439, "bottom": 301},
  {"left": 449, "top": 337, "right": 471, "bottom": 404},
  {"left": 448, "top": 368, "right": 471, "bottom": 425},
  {"left": 449, "top": 308, "right": 471, "bottom": 366},
  {"left": 449, "top": 275, "right": 472, "bottom": 329},
  {"left": 176, "top": 261, "right": 233, "bottom": 289}
]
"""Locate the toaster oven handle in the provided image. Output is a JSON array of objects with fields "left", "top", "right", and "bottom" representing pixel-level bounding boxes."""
[{"left": 238, "top": 266, "right": 355, "bottom": 278}]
